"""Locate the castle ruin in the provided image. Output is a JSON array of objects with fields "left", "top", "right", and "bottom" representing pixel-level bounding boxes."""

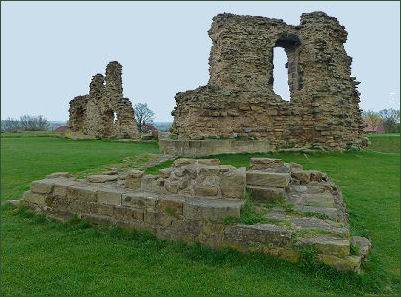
[
  {"left": 68, "top": 61, "right": 139, "bottom": 139},
  {"left": 166, "top": 12, "right": 366, "bottom": 154}
]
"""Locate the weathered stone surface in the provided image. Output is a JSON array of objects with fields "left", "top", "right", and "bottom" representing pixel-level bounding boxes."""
[
  {"left": 220, "top": 168, "right": 246, "bottom": 199},
  {"left": 351, "top": 236, "right": 372, "bottom": 258},
  {"left": 66, "top": 185, "right": 97, "bottom": 202},
  {"left": 246, "top": 171, "right": 290, "bottom": 188},
  {"left": 224, "top": 224, "right": 293, "bottom": 247},
  {"left": 298, "top": 236, "right": 350, "bottom": 257},
  {"left": 97, "top": 188, "right": 123, "bottom": 206},
  {"left": 141, "top": 175, "right": 162, "bottom": 193},
  {"left": 21, "top": 158, "right": 368, "bottom": 272},
  {"left": 317, "top": 254, "right": 362, "bottom": 272},
  {"left": 46, "top": 172, "right": 73, "bottom": 179},
  {"left": 183, "top": 197, "right": 243, "bottom": 222},
  {"left": 31, "top": 180, "right": 54, "bottom": 194},
  {"left": 169, "top": 12, "right": 366, "bottom": 152},
  {"left": 68, "top": 61, "right": 139, "bottom": 139},
  {"left": 250, "top": 158, "right": 284, "bottom": 170},
  {"left": 87, "top": 174, "right": 118, "bottom": 183},
  {"left": 23, "top": 191, "right": 46, "bottom": 206},
  {"left": 248, "top": 186, "right": 287, "bottom": 202},
  {"left": 291, "top": 217, "right": 349, "bottom": 237},
  {"left": 122, "top": 192, "right": 158, "bottom": 212},
  {"left": 124, "top": 170, "right": 144, "bottom": 190}
]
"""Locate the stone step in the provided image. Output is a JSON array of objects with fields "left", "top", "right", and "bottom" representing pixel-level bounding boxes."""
[
  {"left": 246, "top": 170, "right": 290, "bottom": 188},
  {"left": 247, "top": 185, "right": 287, "bottom": 202},
  {"left": 298, "top": 236, "right": 350, "bottom": 257},
  {"left": 224, "top": 223, "right": 293, "bottom": 246}
]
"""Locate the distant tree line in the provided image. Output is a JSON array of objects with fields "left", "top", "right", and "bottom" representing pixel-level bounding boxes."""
[
  {"left": 1, "top": 115, "right": 49, "bottom": 132},
  {"left": 362, "top": 108, "right": 400, "bottom": 133}
]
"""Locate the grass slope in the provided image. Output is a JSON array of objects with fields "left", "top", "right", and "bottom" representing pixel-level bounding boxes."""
[{"left": 0, "top": 133, "right": 399, "bottom": 295}]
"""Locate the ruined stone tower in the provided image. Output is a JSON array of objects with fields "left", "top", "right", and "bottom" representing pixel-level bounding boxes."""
[
  {"left": 170, "top": 12, "right": 366, "bottom": 150},
  {"left": 68, "top": 61, "right": 139, "bottom": 139}
]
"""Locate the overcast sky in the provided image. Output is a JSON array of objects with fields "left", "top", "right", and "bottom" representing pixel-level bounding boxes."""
[{"left": 2, "top": 1, "right": 400, "bottom": 122}]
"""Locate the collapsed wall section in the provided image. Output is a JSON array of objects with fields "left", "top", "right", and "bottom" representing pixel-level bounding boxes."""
[
  {"left": 20, "top": 158, "right": 371, "bottom": 272},
  {"left": 68, "top": 61, "right": 139, "bottom": 139}
]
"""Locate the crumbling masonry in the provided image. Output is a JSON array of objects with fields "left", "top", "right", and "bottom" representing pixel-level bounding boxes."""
[
  {"left": 68, "top": 61, "right": 139, "bottom": 139},
  {"left": 170, "top": 12, "right": 367, "bottom": 150}
]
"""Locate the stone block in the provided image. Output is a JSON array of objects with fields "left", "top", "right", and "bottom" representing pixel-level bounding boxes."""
[
  {"left": 250, "top": 158, "right": 284, "bottom": 170},
  {"left": 193, "top": 184, "right": 219, "bottom": 197},
  {"left": 246, "top": 171, "right": 290, "bottom": 188},
  {"left": 291, "top": 171, "right": 310, "bottom": 184},
  {"left": 183, "top": 197, "right": 243, "bottom": 222},
  {"left": 197, "top": 159, "right": 220, "bottom": 166},
  {"left": 66, "top": 185, "right": 97, "bottom": 202},
  {"left": 23, "top": 190, "right": 46, "bottom": 206},
  {"left": 97, "top": 203, "right": 114, "bottom": 217},
  {"left": 141, "top": 175, "right": 162, "bottom": 193},
  {"left": 298, "top": 236, "right": 350, "bottom": 257},
  {"left": 53, "top": 184, "right": 69, "bottom": 198},
  {"left": 220, "top": 168, "right": 246, "bottom": 199},
  {"left": 87, "top": 174, "right": 118, "bottom": 183},
  {"left": 31, "top": 180, "right": 54, "bottom": 194},
  {"left": 247, "top": 186, "right": 287, "bottom": 202},
  {"left": 97, "top": 188, "right": 123, "bottom": 206},
  {"left": 224, "top": 224, "right": 292, "bottom": 247},
  {"left": 46, "top": 172, "right": 73, "bottom": 179},
  {"left": 113, "top": 206, "right": 144, "bottom": 222},
  {"left": 173, "top": 158, "right": 196, "bottom": 167},
  {"left": 157, "top": 197, "right": 184, "bottom": 217},
  {"left": 351, "top": 236, "right": 372, "bottom": 258},
  {"left": 125, "top": 170, "right": 144, "bottom": 190},
  {"left": 288, "top": 163, "right": 303, "bottom": 172},
  {"left": 122, "top": 192, "right": 158, "bottom": 212},
  {"left": 317, "top": 254, "right": 361, "bottom": 272},
  {"left": 291, "top": 217, "right": 349, "bottom": 237}
]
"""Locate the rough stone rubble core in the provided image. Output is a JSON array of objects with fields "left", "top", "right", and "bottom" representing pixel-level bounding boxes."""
[
  {"left": 68, "top": 61, "right": 140, "bottom": 139},
  {"left": 21, "top": 157, "right": 371, "bottom": 272},
  {"left": 168, "top": 12, "right": 367, "bottom": 152}
]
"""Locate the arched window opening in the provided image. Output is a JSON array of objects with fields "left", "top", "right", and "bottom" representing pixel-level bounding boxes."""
[
  {"left": 272, "top": 34, "right": 302, "bottom": 102},
  {"left": 273, "top": 47, "right": 290, "bottom": 101}
]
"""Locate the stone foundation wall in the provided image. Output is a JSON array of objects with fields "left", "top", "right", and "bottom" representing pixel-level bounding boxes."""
[
  {"left": 21, "top": 158, "right": 371, "bottom": 272},
  {"left": 170, "top": 12, "right": 366, "bottom": 150},
  {"left": 68, "top": 61, "right": 139, "bottom": 139}
]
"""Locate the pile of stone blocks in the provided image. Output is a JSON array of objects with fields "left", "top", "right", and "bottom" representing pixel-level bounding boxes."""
[{"left": 20, "top": 158, "right": 371, "bottom": 272}]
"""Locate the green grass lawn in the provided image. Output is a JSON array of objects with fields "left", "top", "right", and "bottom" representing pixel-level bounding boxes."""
[{"left": 1, "top": 133, "right": 399, "bottom": 296}]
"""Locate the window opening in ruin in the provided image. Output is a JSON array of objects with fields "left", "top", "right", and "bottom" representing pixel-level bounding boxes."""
[
  {"left": 273, "top": 47, "right": 290, "bottom": 101},
  {"left": 113, "top": 112, "right": 117, "bottom": 124}
]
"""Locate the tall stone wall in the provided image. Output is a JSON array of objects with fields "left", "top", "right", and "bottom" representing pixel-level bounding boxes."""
[
  {"left": 68, "top": 61, "right": 139, "bottom": 139},
  {"left": 171, "top": 12, "right": 366, "bottom": 150}
]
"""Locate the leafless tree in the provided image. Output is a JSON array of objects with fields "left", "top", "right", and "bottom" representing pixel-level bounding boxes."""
[
  {"left": 134, "top": 103, "right": 155, "bottom": 132},
  {"left": 1, "top": 115, "right": 49, "bottom": 132}
]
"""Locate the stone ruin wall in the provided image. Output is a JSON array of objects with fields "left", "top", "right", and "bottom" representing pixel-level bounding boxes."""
[
  {"left": 171, "top": 12, "right": 366, "bottom": 150},
  {"left": 68, "top": 61, "right": 139, "bottom": 139},
  {"left": 21, "top": 157, "right": 371, "bottom": 272}
]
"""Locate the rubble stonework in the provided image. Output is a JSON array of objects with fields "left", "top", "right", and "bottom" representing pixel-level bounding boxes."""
[
  {"left": 68, "top": 61, "right": 139, "bottom": 139},
  {"left": 21, "top": 158, "right": 371, "bottom": 272},
  {"left": 170, "top": 12, "right": 366, "bottom": 151}
]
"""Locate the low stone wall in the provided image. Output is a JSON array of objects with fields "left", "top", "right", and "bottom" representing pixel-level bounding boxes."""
[
  {"left": 20, "top": 158, "right": 371, "bottom": 272},
  {"left": 159, "top": 137, "right": 274, "bottom": 157}
]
